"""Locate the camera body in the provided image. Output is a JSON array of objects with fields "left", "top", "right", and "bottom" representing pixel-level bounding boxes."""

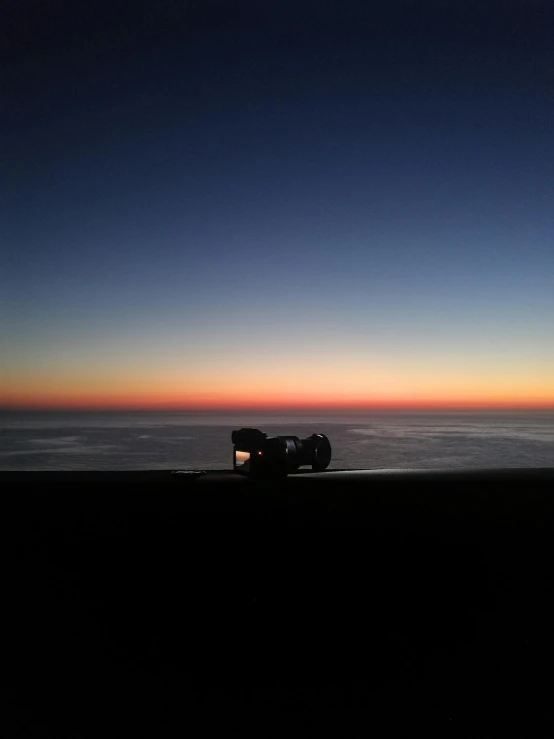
[{"left": 232, "top": 427, "right": 332, "bottom": 476}]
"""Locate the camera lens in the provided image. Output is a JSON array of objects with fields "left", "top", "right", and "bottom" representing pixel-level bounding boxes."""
[{"left": 299, "top": 433, "right": 332, "bottom": 471}]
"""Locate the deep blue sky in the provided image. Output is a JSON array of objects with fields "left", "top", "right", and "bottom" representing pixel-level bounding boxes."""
[{"left": 3, "top": 1, "right": 554, "bottom": 408}]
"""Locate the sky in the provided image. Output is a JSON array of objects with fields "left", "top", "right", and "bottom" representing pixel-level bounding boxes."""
[{"left": 2, "top": 0, "right": 554, "bottom": 411}]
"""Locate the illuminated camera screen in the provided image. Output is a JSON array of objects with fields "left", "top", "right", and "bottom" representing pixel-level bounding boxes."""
[{"left": 235, "top": 450, "right": 251, "bottom": 469}]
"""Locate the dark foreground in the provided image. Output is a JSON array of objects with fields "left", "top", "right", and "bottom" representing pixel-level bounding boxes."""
[{"left": 7, "top": 469, "right": 554, "bottom": 736}]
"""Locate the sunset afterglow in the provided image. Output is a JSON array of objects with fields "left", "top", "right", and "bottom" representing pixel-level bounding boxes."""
[
  {"left": 3, "top": 3, "right": 553, "bottom": 414},
  {"left": 4, "top": 349, "right": 554, "bottom": 411}
]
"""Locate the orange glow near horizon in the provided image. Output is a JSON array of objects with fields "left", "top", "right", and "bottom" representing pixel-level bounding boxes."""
[
  {"left": 3, "top": 353, "right": 554, "bottom": 412},
  {"left": 3, "top": 389, "right": 554, "bottom": 412}
]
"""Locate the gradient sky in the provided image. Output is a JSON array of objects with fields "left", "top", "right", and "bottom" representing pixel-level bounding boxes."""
[{"left": 2, "top": 0, "right": 554, "bottom": 410}]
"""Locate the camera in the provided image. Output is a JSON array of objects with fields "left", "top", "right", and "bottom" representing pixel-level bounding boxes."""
[{"left": 232, "top": 427, "right": 332, "bottom": 476}]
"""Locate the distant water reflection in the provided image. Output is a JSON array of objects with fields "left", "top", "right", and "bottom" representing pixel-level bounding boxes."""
[{"left": 1, "top": 411, "right": 553, "bottom": 470}]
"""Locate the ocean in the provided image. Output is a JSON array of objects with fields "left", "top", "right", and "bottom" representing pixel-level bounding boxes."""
[{"left": 1, "top": 411, "right": 553, "bottom": 471}]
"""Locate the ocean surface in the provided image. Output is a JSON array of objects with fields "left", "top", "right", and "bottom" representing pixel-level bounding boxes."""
[{"left": 1, "top": 411, "right": 553, "bottom": 471}]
